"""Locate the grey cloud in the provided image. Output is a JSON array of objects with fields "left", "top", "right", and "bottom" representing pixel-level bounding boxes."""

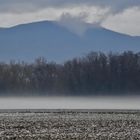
[
  {"left": 0, "top": 0, "right": 140, "bottom": 14},
  {"left": 48, "top": 0, "right": 140, "bottom": 13},
  {"left": 58, "top": 13, "right": 89, "bottom": 35},
  {"left": 58, "top": 13, "right": 105, "bottom": 35}
]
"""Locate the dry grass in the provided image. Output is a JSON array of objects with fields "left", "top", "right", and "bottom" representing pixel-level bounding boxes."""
[{"left": 0, "top": 112, "right": 140, "bottom": 139}]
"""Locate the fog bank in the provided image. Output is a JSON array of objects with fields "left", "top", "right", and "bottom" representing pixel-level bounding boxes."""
[{"left": 0, "top": 96, "right": 140, "bottom": 110}]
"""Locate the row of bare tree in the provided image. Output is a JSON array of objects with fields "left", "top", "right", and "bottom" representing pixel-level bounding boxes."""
[{"left": 0, "top": 51, "right": 140, "bottom": 95}]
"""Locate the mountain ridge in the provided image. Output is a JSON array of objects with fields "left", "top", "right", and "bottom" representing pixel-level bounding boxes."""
[{"left": 0, "top": 20, "right": 140, "bottom": 63}]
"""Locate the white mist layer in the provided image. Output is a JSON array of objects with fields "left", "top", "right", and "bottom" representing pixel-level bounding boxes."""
[{"left": 0, "top": 96, "right": 140, "bottom": 110}]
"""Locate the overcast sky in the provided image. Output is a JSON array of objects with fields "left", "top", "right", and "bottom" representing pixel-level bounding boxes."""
[{"left": 0, "top": 0, "right": 140, "bottom": 36}]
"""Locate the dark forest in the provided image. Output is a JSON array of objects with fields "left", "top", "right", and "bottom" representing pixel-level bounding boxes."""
[{"left": 0, "top": 51, "right": 140, "bottom": 96}]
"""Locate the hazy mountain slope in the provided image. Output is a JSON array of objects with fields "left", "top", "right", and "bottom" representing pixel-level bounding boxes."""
[
  {"left": 0, "top": 20, "right": 140, "bottom": 63},
  {"left": 83, "top": 27, "right": 140, "bottom": 52}
]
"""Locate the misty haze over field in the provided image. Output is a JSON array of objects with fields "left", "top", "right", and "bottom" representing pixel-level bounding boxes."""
[{"left": 1, "top": 96, "right": 140, "bottom": 110}]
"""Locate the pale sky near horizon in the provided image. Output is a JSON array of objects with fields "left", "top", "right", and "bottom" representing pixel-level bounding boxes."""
[{"left": 0, "top": 0, "right": 140, "bottom": 36}]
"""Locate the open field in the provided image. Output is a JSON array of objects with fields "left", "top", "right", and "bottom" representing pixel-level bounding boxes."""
[{"left": 0, "top": 110, "right": 140, "bottom": 139}]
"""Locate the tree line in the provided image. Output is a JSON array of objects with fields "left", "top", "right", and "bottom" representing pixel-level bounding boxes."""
[{"left": 0, "top": 51, "right": 140, "bottom": 96}]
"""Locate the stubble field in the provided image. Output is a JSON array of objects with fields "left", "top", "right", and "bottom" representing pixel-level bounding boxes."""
[{"left": 0, "top": 111, "right": 140, "bottom": 139}]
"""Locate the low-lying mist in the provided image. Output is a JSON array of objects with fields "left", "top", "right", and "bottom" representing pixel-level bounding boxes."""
[{"left": 0, "top": 96, "right": 140, "bottom": 110}]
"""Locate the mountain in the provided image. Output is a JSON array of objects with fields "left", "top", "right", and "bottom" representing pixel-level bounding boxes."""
[{"left": 0, "top": 20, "right": 140, "bottom": 63}]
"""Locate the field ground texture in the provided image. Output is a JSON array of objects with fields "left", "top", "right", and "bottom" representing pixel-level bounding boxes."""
[{"left": 0, "top": 111, "right": 140, "bottom": 139}]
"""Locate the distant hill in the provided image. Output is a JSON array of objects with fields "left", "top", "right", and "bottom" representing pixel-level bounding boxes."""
[{"left": 0, "top": 20, "right": 140, "bottom": 63}]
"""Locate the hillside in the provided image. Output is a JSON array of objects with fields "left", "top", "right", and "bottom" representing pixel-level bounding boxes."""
[{"left": 0, "top": 21, "right": 140, "bottom": 63}]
